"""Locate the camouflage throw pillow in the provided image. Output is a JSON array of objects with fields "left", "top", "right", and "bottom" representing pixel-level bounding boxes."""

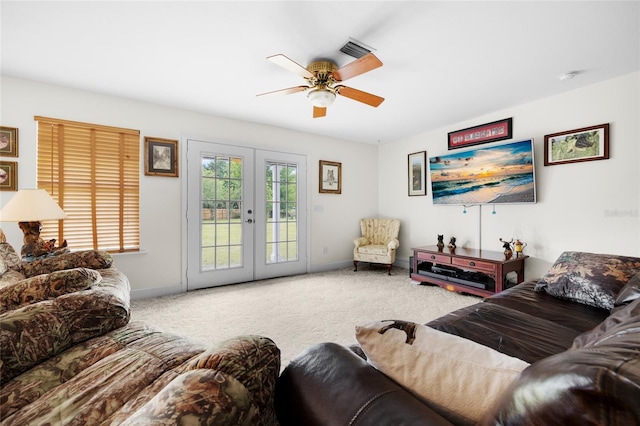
[{"left": 535, "top": 251, "right": 640, "bottom": 311}]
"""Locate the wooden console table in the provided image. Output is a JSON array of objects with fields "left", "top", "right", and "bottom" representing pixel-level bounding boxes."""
[{"left": 411, "top": 245, "right": 527, "bottom": 297}]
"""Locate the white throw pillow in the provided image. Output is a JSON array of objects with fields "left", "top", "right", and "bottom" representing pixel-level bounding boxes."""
[{"left": 355, "top": 319, "right": 530, "bottom": 424}]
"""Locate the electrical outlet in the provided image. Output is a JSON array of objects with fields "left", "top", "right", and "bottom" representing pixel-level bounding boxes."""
[{"left": 322, "top": 247, "right": 328, "bottom": 254}]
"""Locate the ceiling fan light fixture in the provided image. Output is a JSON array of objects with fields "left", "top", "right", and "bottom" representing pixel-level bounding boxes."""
[{"left": 308, "top": 89, "right": 336, "bottom": 108}]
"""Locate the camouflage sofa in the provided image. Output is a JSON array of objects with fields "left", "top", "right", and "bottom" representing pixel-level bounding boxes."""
[{"left": 0, "top": 233, "right": 280, "bottom": 425}]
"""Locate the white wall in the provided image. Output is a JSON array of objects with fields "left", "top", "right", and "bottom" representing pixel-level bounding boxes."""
[
  {"left": 379, "top": 72, "right": 640, "bottom": 279},
  {"left": 0, "top": 76, "right": 379, "bottom": 296},
  {"left": 2, "top": 72, "right": 638, "bottom": 294}
]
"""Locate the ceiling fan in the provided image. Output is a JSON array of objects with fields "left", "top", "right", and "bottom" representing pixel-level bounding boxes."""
[{"left": 257, "top": 53, "right": 385, "bottom": 118}]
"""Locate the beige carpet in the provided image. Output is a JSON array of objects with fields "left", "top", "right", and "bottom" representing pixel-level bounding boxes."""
[{"left": 130, "top": 267, "right": 479, "bottom": 367}]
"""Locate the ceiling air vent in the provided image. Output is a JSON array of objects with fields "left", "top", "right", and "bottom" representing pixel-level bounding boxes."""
[{"left": 339, "top": 38, "right": 374, "bottom": 59}]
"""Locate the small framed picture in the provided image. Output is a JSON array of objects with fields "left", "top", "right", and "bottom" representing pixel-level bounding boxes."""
[
  {"left": 0, "top": 161, "right": 17, "bottom": 191},
  {"left": 408, "top": 151, "right": 426, "bottom": 196},
  {"left": 0, "top": 126, "right": 19, "bottom": 157},
  {"left": 319, "top": 160, "right": 341, "bottom": 194},
  {"left": 144, "top": 137, "right": 179, "bottom": 177},
  {"left": 544, "top": 123, "right": 609, "bottom": 166}
]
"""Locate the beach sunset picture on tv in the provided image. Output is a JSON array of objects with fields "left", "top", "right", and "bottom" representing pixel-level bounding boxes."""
[{"left": 429, "top": 139, "right": 536, "bottom": 205}]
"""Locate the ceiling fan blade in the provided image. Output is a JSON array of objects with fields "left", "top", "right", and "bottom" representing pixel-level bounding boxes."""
[
  {"left": 313, "top": 106, "right": 327, "bottom": 118},
  {"left": 332, "top": 53, "right": 383, "bottom": 82},
  {"left": 256, "top": 86, "right": 308, "bottom": 97},
  {"left": 337, "top": 86, "right": 384, "bottom": 107},
  {"left": 267, "top": 54, "right": 314, "bottom": 79}
]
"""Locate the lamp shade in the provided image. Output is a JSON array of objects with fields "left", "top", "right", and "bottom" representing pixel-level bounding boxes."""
[{"left": 0, "top": 189, "right": 67, "bottom": 222}]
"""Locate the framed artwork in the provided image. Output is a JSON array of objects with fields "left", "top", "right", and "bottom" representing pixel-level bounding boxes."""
[
  {"left": 0, "top": 126, "right": 18, "bottom": 157},
  {"left": 144, "top": 137, "right": 179, "bottom": 177},
  {"left": 544, "top": 123, "right": 609, "bottom": 166},
  {"left": 448, "top": 117, "right": 513, "bottom": 150},
  {"left": 319, "top": 160, "right": 341, "bottom": 194},
  {"left": 408, "top": 151, "right": 427, "bottom": 196},
  {"left": 0, "top": 161, "right": 17, "bottom": 191}
]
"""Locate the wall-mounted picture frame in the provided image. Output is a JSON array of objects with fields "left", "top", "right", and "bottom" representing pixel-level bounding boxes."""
[
  {"left": 0, "top": 161, "right": 17, "bottom": 191},
  {"left": 319, "top": 160, "right": 341, "bottom": 194},
  {"left": 144, "top": 137, "right": 179, "bottom": 177},
  {"left": 408, "top": 151, "right": 427, "bottom": 196},
  {"left": 544, "top": 123, "right": 609, "bottom": 166},
  {"left": 0, "top": 126, "right": 19, "bottom": 157},
  {"left": 448, "top": 117, "right": 513, "bottom": 150}
]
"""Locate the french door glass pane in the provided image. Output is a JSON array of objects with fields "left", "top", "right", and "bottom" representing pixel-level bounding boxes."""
[
  {"left": 201, "top": 155, "right": 243, "bottom": 271},
  {"left": 265, "top": 161, "right": 298, "bottom": 264}
]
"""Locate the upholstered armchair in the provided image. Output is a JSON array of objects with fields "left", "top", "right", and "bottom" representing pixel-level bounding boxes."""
[{"left": 353, "top": 218, "right": 400, "bottom": 275}]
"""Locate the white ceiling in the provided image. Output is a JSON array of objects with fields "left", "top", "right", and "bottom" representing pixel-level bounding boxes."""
[{"left": 1, "top": 1, "right": 639, "bottom": 144}]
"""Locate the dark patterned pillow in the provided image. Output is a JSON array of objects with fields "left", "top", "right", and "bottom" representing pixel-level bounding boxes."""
[
  {"left": 535, "top": 251, "right": 640, "bottom": 310},
  {"left": 21, "top": 250, "right": 113, "bottom": 277}
]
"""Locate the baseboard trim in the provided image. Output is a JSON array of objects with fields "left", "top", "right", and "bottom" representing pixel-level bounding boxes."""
[
  {"left": 131, "top": 283, "right": 183, "bottom": 300},
  {"left": 131, "top": 257, "right": 411, "bottom": 300}
]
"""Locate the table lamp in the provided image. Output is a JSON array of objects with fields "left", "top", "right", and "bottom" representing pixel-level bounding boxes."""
[{"left": 0, "top": 189, "right": 68, "bottom": 258}]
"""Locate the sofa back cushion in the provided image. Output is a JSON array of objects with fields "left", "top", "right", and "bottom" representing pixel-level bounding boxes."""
[
  {"left": 0, "top": 267, "right": 130, "bottom": 383},
  {"left": 535, "top": 251, "right": 640, "bottom": 311},
  {"left": 482, "top": 309, "right": 640, "bottom": 425}
]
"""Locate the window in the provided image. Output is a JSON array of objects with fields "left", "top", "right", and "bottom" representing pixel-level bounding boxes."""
[{"left": 35, "top": 116, "right": 140, "bottom": 252}]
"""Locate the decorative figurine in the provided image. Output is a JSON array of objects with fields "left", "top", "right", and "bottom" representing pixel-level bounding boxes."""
[
  {"left": 499, "top": 238, "right": 513, "bottom": 259},
  {"left": 514, "top": 239, "right": 527, "bottom": 257},
  {"left": 448, "top": 237, "right": 456, "bottom": 250},
  {"left": 437, "top": 234, "right": 445, "bottom": 248}
]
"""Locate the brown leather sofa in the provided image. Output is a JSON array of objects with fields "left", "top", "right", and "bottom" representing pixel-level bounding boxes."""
[{"left": 275, "top": 251, "right": 640, "bottom": 425}]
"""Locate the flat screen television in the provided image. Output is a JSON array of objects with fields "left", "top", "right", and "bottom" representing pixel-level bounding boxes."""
[{"left": 429, "top": 139, "right": 536, "bottom": 205}]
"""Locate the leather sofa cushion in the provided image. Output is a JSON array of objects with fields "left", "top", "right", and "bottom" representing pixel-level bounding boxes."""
[
  {"left": 572, "top": 297, "right": 640, "bottom": 349},
  {"left": 485, "top": 281, "right": 609, "bottom": 331},
  {"left": 482, "top": 308, "right": 640, "bottom": 425},
  {"left": 615, "top": 272, "right": 640, "bottom": 307},
  {"left": 427, "top": 302, "right": 583, "bottom": 364}
]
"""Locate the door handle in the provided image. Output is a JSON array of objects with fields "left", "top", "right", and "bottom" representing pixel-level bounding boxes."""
[{"left": 245, "top": 219, "right": 253, "bottom": 223}]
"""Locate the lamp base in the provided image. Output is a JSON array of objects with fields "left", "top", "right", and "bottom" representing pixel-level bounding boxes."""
[{"left": 18, "top": 221, "right": 68, "bottom": 259}]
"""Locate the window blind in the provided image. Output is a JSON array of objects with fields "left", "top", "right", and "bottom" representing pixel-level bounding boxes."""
[{"left": 35, "top": 116, "right": 140, "bottom": 252}]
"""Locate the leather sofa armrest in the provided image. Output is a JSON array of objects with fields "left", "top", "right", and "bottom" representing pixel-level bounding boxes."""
[{"left": 275, "top": 342, "right": 452, "bottom": 426}]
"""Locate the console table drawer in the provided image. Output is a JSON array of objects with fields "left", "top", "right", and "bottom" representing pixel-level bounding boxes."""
[
  {"left": 416, "top": 251, "right": 451, "bottom": 264},
  {"left": 452, "top": 257, "right": 496, "bottom": 272}
]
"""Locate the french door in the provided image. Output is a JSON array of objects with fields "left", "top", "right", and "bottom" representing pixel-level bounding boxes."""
[{"left": 185, "top": 139, "right": 307, "bottom": 290}]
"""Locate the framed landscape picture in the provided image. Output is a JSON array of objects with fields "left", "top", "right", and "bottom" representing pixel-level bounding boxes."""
[
  {"left": 144, "top": 137, "right": 179, "bottom": 177},
  {"left": 408, "top": 151, "right": 426, "bottom": 196},
  {"left": 544, "top": 123, "right": 609, "bottom": 166}
]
